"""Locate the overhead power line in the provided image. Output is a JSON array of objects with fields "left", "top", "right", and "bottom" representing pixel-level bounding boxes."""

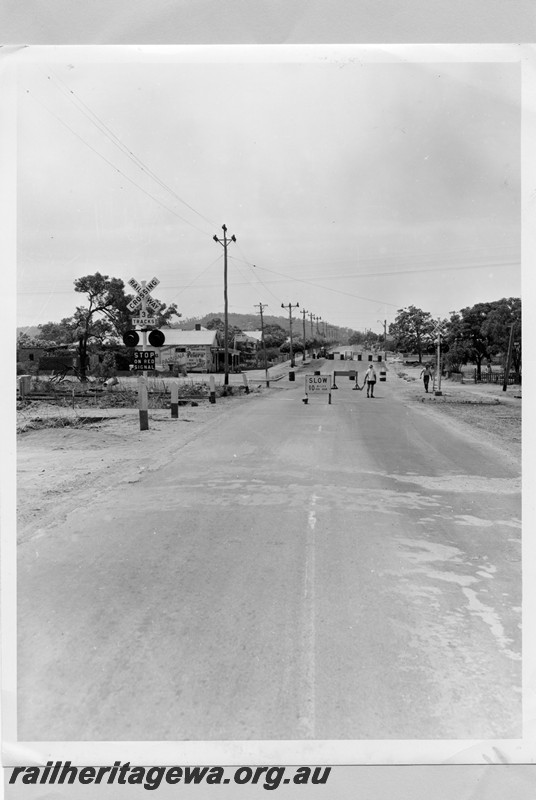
[
  {"left": 24, "top": 88, "right": 213, "bottom": 239},
  {"left": 46, "top": 70, "right": 218, "bottom": 231},
  {"left": 230, "top": 257, "right": 400, "bottom": 308}
]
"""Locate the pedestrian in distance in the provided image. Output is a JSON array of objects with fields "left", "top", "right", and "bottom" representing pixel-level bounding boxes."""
[
  {"left": 364, "top": 363, "right": 377, "bottom": 398},
  {"left": 420, "top": 364, "right": 433, "bottom": 393}
]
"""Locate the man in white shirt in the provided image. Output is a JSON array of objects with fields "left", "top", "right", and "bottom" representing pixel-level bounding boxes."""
[{"left": 364, "top": 364, "right": 377, "bottom": 398}]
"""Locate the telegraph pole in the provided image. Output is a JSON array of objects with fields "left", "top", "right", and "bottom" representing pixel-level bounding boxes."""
[
  {"left": 213, "top": 224, "right": 236, "bottom": 392},
  {"left": 502, "top": 323, "right": 515, "bottom": 392},
  {"left": 255, "top": 301, "right": 269, "bottom": 386},
  {"left": 377, "top": 319, "right": 387, "bottom": 343},
  {"left": 309, "top": 312, "right": 314, "bottom": 339},
  {"left": 433, "top": 319, "right": 445, "bottom": 396},
  {"left": 281, "top": 301, "right": 299, "bottom": 367},
  {"left": 301, "top": 307, "right": 308, "bottom": 361}
]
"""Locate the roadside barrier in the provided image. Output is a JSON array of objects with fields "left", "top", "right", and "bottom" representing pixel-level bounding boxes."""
[{"left": 331, "top": 370, "right": 359, "bottom": 390}]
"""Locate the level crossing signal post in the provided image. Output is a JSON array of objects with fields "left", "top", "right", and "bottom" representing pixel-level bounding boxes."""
[{"left": 123, "top": 276, "right": 166, "bottom": 431}]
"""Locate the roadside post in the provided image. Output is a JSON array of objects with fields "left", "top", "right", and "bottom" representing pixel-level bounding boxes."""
[
  {"left": 209, "top": 375, "right": 216, "bottom": 404},
  {"left": 242, "top": 373, "right": 250, "bottom": 394},
  {"left": 433, "top": 319, "right": 446, "bottom": 396},
  {"left": 502, "top": 323, "right": 515, "bottom": 392},
  {"left": 170, "top": 383, "right": 179, "bottom": 418},
  {"left": 304, "top": 373, "right": 332, "bottom": 405},
  {"left": 18, "top": 375, "right": 31, "bottom": 400},
  {"left": 138, "top": 376, "right": 149, "bottom": 430},
  {"left": 435, "top": 333, "right": 442, "bottom": 396}
]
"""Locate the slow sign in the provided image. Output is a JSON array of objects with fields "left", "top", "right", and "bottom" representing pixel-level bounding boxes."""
[{"left": 305, "top": 374, "right": 331, "bottom": 392}]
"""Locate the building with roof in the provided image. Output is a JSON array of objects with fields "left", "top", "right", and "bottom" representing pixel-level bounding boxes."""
[{"left": 152, "top": 325, "right": 240, "bottom": 373}]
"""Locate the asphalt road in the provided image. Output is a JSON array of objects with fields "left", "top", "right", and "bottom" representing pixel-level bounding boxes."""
[{"left": 18, "top": 365, "right": 521, "bottom": 741}]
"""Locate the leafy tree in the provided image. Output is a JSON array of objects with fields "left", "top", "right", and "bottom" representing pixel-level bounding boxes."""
[
  {"left": 348, "top": 331, "right": 365, "bottom": 346},
  {"left": 443, "top": 298, "right": 521, "bottom": 377},
  {"left": 389, "top": 306, "right": 435, "bottom": 363},
  {"left": 481, "top": 297, "right": 521, "bottom": 373},
  {"left": 39, "top": 318, "right": 79, "bottom": 345},
  {"left": 280, "top": 339, "right": 305, "bottom": 355},
  {"left": 17, "top": 331, "right": 48, "bottom": 349},
  {"left": 205, "top": 317, "right": 242, "bottom": 343},
  {"left": 442, "top": 313, "right": 467, "bottom": 372},
  {"left": 263, "top": 324, "right": 288, "bottom": 349},
  {"left": 454, "top": 301, "right": 496, "bottom": 380}
]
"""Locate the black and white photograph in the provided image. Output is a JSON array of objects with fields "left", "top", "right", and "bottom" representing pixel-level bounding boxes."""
[{"left": 5, "top": 44, "right": 533, "bottom": 767}]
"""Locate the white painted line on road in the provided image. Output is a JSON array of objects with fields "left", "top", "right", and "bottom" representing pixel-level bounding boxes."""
[{"left": 300, "top": 492, "right": 318, "bottom": 738}]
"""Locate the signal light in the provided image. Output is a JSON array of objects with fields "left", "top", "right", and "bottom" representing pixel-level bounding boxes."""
[
  {"left": 148, "top": 329, "right": 165, "bottom": 347},
  {"left": 123, "top": 330, "right": 140, "bottom": 347}
]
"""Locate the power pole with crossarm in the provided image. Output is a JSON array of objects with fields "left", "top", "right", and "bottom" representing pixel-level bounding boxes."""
[
  {"left": 255, "top": 301, "right": 269, "bottom": 386},
  {"left": 213, "top": 224, "right": 237, "bottom": 392},
  {"left": 301, "top": 307, "right": 308, "bottom": 361},
  {"left": 281, "top": 301, "right": 299, "bottom": 368}
]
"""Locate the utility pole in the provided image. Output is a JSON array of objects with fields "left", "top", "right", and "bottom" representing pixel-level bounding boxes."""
[
  {"left": 435, "top": 332, "right": 442, "bottom": 395},
  {"left": 377, "top": 319, "right": 387, "bottom": 343},
  {"left": 213, "top": 224, "right": 236, "bottom": 392},
  {"left": 281, "top": 301, "right": 299, "bottom": 367},
  {"left": 301, "top": 308, "right": 308, "bottom": 361},
  {"left": 315, "top": 315, "right": 321, "bottom": 335},
  {"left": 254, "top": 301, "right": 269, "bottom": 386},
  {"left": 309, "top": 312, "right": 315, "bottom": 339},
  {"left": 433, "top": 319, "right": 445, "bottom": 396},
  {"left": 502, "top": 323, "right": 515, "bottom": 392}
]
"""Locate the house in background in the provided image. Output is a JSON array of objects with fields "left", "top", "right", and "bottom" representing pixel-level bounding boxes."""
[
  {"left": 152, "top": 325, "right": 240, "bottom": 374},
  {"left": 233, "top": 331, "right": 262, "bottom": 367}
]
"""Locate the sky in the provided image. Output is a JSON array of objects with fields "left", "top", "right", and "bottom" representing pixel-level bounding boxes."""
[{"left": 14, "top": 47, "right": 522, "bottom": 334}]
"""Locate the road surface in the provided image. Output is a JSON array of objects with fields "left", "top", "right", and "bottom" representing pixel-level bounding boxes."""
[{"left": 18, "top": 365, "right": 521, "bottom": 741}]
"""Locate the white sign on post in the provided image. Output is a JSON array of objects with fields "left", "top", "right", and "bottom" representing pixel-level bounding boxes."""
[
  {"left": 132, "top": 317, "right": 157, "bottom": 327},
  {"left": 127, "top": 277, "right": 162, "bottom": 314},
  {"left": 305, "top": 374, "right": 331, "bottom": 393}
]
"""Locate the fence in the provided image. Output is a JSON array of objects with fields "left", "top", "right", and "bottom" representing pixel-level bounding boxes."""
[{"left": 474, "top": 369, "right": 521, "bottom": 385}]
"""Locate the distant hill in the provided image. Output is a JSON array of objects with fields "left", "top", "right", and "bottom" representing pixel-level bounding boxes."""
[
  {"left": 17, "top": 326, "right": 42, "bottom": 339},
  {"left": 181, "top": 312, "right": 296, "bottom": 332}
]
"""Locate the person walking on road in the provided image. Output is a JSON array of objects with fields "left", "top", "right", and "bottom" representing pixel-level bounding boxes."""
[
  {"left": 364, "top": 364, "right": 377, "bottom": 398},
  {"left": 420, "top": 364, "right": 433, "bottom": 393}
]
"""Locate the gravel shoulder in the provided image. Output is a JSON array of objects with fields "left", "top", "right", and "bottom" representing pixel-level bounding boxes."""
[
  {"left": 16, "top": 400, "right": 236, "bottom": 543},
  {"left": 389, "top": 364, "right": 521, "bottom": 467}
]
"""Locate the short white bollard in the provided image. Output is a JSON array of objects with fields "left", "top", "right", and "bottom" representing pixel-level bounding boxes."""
[
  {"left": 171, "top": 383, "right": 179, "bottom": 418},
  {"left": 138, "top": 376, "right": 149, "bottom": 430}
]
